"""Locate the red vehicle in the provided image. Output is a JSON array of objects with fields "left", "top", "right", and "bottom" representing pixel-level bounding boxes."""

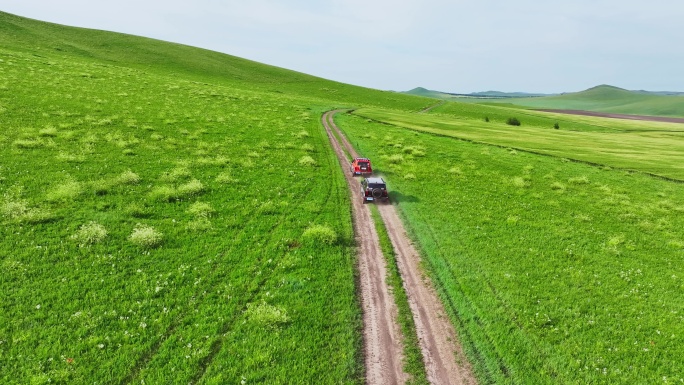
[{"left": 350, "top": 157, "right": 373, "bottom": 176}]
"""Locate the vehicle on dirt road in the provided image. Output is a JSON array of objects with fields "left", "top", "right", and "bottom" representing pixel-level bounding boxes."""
[
  {"left": 361, "top": 177, "right": 389, "bottom": 203},
  {"left": 351, "top": 157, "right": 373, "bottom": 176}
]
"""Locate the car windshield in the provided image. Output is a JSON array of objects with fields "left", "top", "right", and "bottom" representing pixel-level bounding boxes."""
[
  {"left": 368, "top": 183, "right": 385, "bottom": 189},
  {"left": 358, "top": 162, "right": 369, "bottom": 168}
]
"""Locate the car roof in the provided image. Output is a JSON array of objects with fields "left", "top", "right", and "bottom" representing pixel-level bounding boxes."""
[
  {"left": 365, "top": 177, "right": 385, "bottom": 184},
  {"left": 354, "top": 157, "right": 370, "bottom": 161}
]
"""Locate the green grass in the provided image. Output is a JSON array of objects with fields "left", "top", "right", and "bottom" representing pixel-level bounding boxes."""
[
  {"left": 4, "top": 8, "right": 684, "bottom": 384},
  {"left": 0, "top": 10, "right": 405, "bottom": 383},
  {"left": 335, "top": 111, "right": 684, "bottom": 384},
  {"left": 353, "top": 107, "right": 684, "bottom": 180}
]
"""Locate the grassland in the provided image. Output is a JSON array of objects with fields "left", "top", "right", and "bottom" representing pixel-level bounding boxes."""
[
  {"left": 0, "top": 11, "right": 438, "bottom": 384},
  {"left": 4, "top": 8, "right": 684, "bottom": 385},
  {"left": 335, "top": 109, "right": 684, "bottom": 384},
  {"left": 0, "top": 50, "right": 364, "bottom": 383}
]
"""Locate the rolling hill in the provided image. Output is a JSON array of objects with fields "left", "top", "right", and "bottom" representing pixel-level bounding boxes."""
[{"left": 488, "top": 84, "right": 684, "bottom": 118}]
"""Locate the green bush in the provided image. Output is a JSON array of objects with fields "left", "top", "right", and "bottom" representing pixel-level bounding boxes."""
[
  {"left": 302, "top": 224, "right": 337, "bottom": 245},
  {"left": 506, "top": 117, "right": 521, "bottom": 126},
  {"left": 177, "top": 179, "right": 205, "bottom": 197},
  {"left": 129, "top": 224, "right": 163, "bottom": 248},
  {"left": 116, "top": 170, "right": 141, "bottom": 185},
  {"left": 71, "top": 221, "right": 108, "bottom": 246},
  {"left": 299, "top": 155, "right": 317, "bottom": 167},
  {"left": 187, "top": 201, "right": 215, "bottom": 217},
  {"left": 245, "top": 300, "right": 289, "bottom": 328}
]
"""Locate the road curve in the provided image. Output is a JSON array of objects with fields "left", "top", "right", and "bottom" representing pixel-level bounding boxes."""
[{"left": 323, "top": 110, "right": 477, "bottom": 385}]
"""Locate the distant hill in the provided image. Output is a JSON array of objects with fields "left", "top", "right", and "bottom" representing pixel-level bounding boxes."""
[
  {"left": 404, "top": 87, "right": 454, "bottom": 99},
  {"left": 499, "top": 85, "right": 684, "bottom": 118},
  {"left": 404, "top": 85, "right": 684, "bottom": 117},
  {"left": 403, "top": 87, "right": 552, "bottom": 100},
  {"left": 467, "top": 90, "right": 551, "bottom": 98}
]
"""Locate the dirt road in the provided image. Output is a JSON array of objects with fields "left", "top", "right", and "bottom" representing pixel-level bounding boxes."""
[
  {"left": 322, "top": 110, "right": 476, "bottom": 385},
  {"left": 322, "top": 111, "right": 407, "bottom": 384}
]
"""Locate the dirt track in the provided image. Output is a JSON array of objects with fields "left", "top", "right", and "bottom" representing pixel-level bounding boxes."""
[{"left": 322, "top": 110, "right": 476, "bottom": 385}]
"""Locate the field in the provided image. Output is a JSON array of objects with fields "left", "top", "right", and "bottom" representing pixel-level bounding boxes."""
[
  {"left": 353, "top": 106, "right": 684, "bottom": 180},
  {"left": 3, "top": 9, "right": 684, "bottom": 385},
  {"left": 334, "top": 110, "right": 684, "bottom": 383},
  {"left": 0, "top": 11, "right": 438, "bottom": 383}
]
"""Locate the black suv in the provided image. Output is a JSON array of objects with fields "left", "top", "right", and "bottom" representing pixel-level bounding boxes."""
[{"left": 361, "top": 177, "right": 389, "bottom": 203}]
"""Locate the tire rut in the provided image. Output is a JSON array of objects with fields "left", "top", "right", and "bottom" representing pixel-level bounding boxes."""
[
  {"left": 322, "top": 110, "right": 407, "bottom": 385},
  {"left": 323, "top": 110, "right": 477, "bottom": 385}
]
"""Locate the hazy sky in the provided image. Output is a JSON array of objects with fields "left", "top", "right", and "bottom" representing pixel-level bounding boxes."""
[{"left": 2, "top": 0, "right": 683, "bottom": 93}]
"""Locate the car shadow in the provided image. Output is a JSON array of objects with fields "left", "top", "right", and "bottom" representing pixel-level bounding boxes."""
[{"left": 387, "top": 191, "right": 420, "bottom": 203}]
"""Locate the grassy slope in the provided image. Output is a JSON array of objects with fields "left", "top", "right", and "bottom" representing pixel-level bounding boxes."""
[
  {"left": 5, "top": 9, "right": 684, "bottom": 385},
  {"left": 0, "top": 11, "right": 433, "bottom": 384},
  {"left": 494, "top": 85, "right": 684, "bottom": 118}
]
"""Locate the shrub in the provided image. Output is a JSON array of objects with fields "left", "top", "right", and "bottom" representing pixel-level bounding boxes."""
[
  {"left": 91, "top": 179, "right": 113, "bottom": 195},
  {"left": 56, "top": 152, "right": 85, "bottom": 163},
  {"left": 13, "top": 138, "right": 44, "bottom": 149},
  {"left": 506, "top": 117, "right": 521, "bottom": 126},
  {"left": 302, "top": 224, "right": 337, "bottom": 245},
  {"left": 403, "top": 146, "right": 426, "bottom": 157},
  {"left": 177, "top": 179, "right": 205, "bottom": 197},
  {"left": 484, "top": 116, "right": 490, "bottom": 122},
  {"left": 386, "top": 154, "right": 404, "bottom": 164},
  {"left": 186, "top": 217, "right": 212, "bottom": 232},
  {"left": 38, "top": 126, "right": 58, "bottom": 137},
  {"left": 187, "top": 201, "right": 215, "bottom": 217},
  {"left": 72, "top": 221, "right": 107, "bottom": 246},
  {"left": 257, "top": 200, "right": 278, "bottom": 215},
  {"left": 295, "top": 130, "right": 310, "bottom": 139},
  {"left": 125, "top": 203, "right": 151, "bottom": 218},
  {"left": 129, "top": 224, "right": 163, "bottom": 248},
  {"left": 448, "top": 166, "right": 463, "bottom": 175},
  {"left": 116, "top": 170, "right": 141, "bottom": 185},
  {"left": 215, "top": 172, "right": 237, "bottom": 184},
  {"left": 46, "top": 179, "right": 82, "bottom": 202},
  {"left": 512, "top": 176, "right": 529, "bottom": 188},
  {"left": 21, "top": 208, "right": 56, "bottom": 224},
  {"left": 298, "top": 155, "right": 317, "bottom": 167},
  {"left": 1, "top": 200, "right": 28, "bottom": 219},
  {"left": 554, "top": 122, "right": 560, "bottom": 129},
  {"left": 568, "top": 176, "right": 590, "bottom": 185},
  {"left": 149, "top": 185, "right": 178, "bottom": 202},
  {"left": 160, "top": 167, "right": 191, "bottom": 182},
  {"left": 245, "top": 301, "right": 289, "bottom": 328}
]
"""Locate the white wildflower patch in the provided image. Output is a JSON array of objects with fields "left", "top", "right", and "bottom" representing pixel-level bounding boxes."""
[
  {"left": 244, "top": 300, "right": 289, "bottom": 329},
  {"left": 129, "top": 224, "right": 163, "bottom": 248},
  {"left": 71, "top": 221, "right": 108, "bottom": 246}
]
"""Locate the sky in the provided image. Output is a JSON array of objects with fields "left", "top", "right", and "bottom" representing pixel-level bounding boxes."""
[{"left": 2, "top": 0, "right": 683, "bottom": 93}]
